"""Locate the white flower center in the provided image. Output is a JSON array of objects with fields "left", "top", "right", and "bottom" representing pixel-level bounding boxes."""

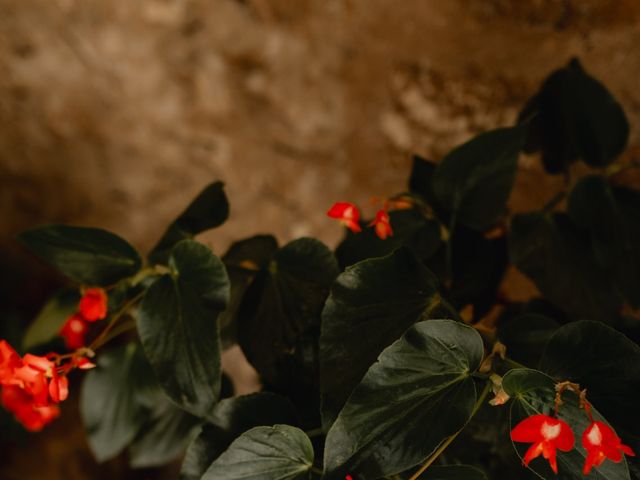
[
  {"left": 541, "top": 421, "right": 561, "bottom": 440},
  {"left": 587, "top": 424, "right": 603, "bottom": 446}
]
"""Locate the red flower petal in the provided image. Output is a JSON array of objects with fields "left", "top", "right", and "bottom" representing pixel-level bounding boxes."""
[
  {"left": 368, "top": 209, "right": 393, "bottom": 240},
  {"left": 48, "top": 370, "right": 69, "bottom": 404},
  {"left": 327, "top": 202, "right": 362, "bottom": 233},
  {"left": 511, "top": 414, "right": 574, "bottom": 473},
  {"left": 79, "top": 288, "right": 108, "bottom": 322},
  {"left": 582, "top": 422, "right": 635, "bottom": 474}
]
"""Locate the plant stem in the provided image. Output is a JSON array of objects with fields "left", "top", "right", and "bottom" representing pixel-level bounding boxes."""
[
  {"left": 89, "top": 292, "right": 144, "bottom": 351},
  {"left": 407, "top": 381, "right": 491, "bottom": 480},
  {"left": 305, "top": 427, "right": 325, "bottom": 438}
]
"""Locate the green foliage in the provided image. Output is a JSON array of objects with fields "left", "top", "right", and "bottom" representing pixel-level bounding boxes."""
[
  {"left": 323, "top": 320, "right": 484, "bottom": 479},
  {"left": 137, "top": 240, "right": 229, "bottom": 418},
  {"left": 181, "top": 392, "right": 298, "bottom": 480},
  {"left": 432, "top": 126, "right": 525, "bottom": 231},
  {"left": 18, "top": 224, "right": 141, "bottom": 286},
  {"left": 16, "top": 58, "right": 640, "bottom": 480},
  {"left": 202, "top": 425, "right": 314, "bottom": 480},
  {"left": 540, "top": 321, "right": 640, "bottom": 447},
  {"left": 22, "top": 289, "right": 79, "bottom": 350},
  {"left": 149, "top": 181, "right": 229, "bottom": 264},
  {"left": 320, "top": 248, "right": 444, "bottom": 428},
  {"left": 520, "top": 58, "right": 629, "bottom": 174}
]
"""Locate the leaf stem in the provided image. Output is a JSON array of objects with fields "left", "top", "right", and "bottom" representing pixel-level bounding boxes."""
[
  {"left": 407, "top": 381, "right": 491, "bottom": 480},
  {"left": 305, "top": 427, "right": 325, "bottom": 438},
  {"left": 89, "top": 292, "right": 144, "bottom": 351}
]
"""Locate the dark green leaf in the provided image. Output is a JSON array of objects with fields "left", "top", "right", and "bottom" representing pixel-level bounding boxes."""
[
  {"left": 335, "top": 209, "right": 442, "bottom": 268},
  {"left": 320, "top": 248, "right": 445, "bottom": 429},
  {"left": 432, "top": 126, "right": 525, "bottom": 231},
  {"left": 219, "top": 235, "right": 279, "bottom": 347},
  {"left": 80, "top": 344, "right": 149, "bottom": 462},
  {"left": 324, "top": 320, "right": 484, "bottom": 480},
  {"left": 540, "top": 321, "right": 640, "bottom": 448},
  {"left": 519, "top": 58, "right": 629, "bottom": 173},
  {"left": 237, "top": 238, "right": 338, "bottom": 424},
  {"left": 137, "top": 240, "right": 230, "bottom": 418},
  {"left": 408, "top": 155, "right": 443, "bottom": 214},
  {"left": 202, "top": 425, "right": 314, "bottom": 480},
  {"left": 129, "top": 394, "right": 201, "bottom": 468},
  {"left": 18, "top": 225, "right": 141, "bottom": 286},
  {"left": 149, "top": 181, "right": 229, "bottom": 264},
  {"left": 503, "top": 368, "right": 630, "bottom": 479},
  {"left": 568, "top": 175, "right": 640, "bottom": 308},
  {"left": 181, "top": 392, "right": 298, "bottom": 480},
  {"left": 498, "top": 313, "right": 559, "bottom": 368},
  {"left": 23, "top": 289, "right": 79, "bottom": 350},
  {"left": 509, "top": 212, "right": 622, "bottom": 322}
]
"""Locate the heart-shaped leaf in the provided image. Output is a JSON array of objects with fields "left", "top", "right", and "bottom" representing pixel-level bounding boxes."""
[
  {"left": 149, "top": 181, "right": 229, "bottom": 264},
  {"left": 202, "top": 425, "right": 314, "bottom": 480},
  {"left": 180, "top": 392, "right": 298, "bottom": 480},
  {"left": 237, "top": 238, "right": 338, "bottom": 424},
  {"left": 431, "top": 126, "right": 525, "bottom": 231},
  {"left": 320, "top": 248, "right": 446, "bottom": 429},
  {"left": 19, "top": 225, "right": 141, "bottom": 286},
  {"left": 503, "top": 368, "right": 630, "bottom": 480},
  {"left": 137, "top": 240, "right": 229, "bottom": 418},
  {"left": 519, "top": 58, "right": 629, "bottom": 174},
  {"left": 509, "top": 212, "right": 622, "bottom": 322},
  {"left": 323, "top": 319, "right": 484, "bottom": 479}
]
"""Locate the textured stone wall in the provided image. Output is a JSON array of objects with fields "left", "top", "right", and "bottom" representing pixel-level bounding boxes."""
[
  {"left": 2, "top": 0, "right": 639, "bottom": 254},
  {"left": 1, "top": 0, "right": 640, "bottom": 477}
]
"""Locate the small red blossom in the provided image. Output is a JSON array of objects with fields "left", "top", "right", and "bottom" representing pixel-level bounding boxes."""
[
  {"left": 511, "top": 414, "right": 574, "bottom": 473},
  {"left": 369, "top": 209, "right": 393, "bottom": 240},
  {"left": 79, "top": 288, "right": 108, "bottom": 322},
  {"left": 582, "top": 421, "right": 635, "bottom": 475},
  {"left": 327, "top": 202, "right": 362, "bottom": 233},
  {"left": 59, "top": 314, "right": 90, "bottom": 350},
  {"left": 0, "top": 339, "right": 91, "bottom": 431},
  {"left": 345, "top": 476, "right": 353, "bottom": 480}
]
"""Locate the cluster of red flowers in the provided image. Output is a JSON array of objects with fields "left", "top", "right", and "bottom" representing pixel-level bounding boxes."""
[
  {"left": 0, "top": 340, "right": 94, "bottom": 431},
  {"left": 511, "top": 412, "right": 635, "bottom": 475},
  {"left": 326, "top": 202, "right": 394, "bottom": 240},
  {"left": 59, "top": 288, "right": 108, "bottom": 349}
]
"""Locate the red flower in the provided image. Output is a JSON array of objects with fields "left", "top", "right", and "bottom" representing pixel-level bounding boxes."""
[
  {"left": 582, "top": 421, "right": 635, "bottom": 475},
  {"left": 0, "top": 340, "right": 21, "bottom": 383},
  {"left": 59, "top": 314, "right": 90, "bottom": 350},
  {"left": 327, "top": 202, "right": 362, "bottom": 233},
  {"left": 1, "top": 385, "right": 60, "bottom": 431},
  {"left": 511, "top": 414, "right": 575, "bottom": 473},
  {"left": 369, "top": 209, "right": 393, "bottom": 240},
  {"left": 0, "top": 339, "right": 79, "bottom": 431},
  {"left": 79, "top": 288, "right": 108, "bottom": 322}
]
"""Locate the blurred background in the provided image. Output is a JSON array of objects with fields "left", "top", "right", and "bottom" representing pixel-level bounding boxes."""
[{"left": 1, "top": 0, "right": 639, "bottom": 478}]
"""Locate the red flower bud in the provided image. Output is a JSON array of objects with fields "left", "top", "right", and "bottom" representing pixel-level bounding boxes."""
[
  {"left": 59, "top": 314, "right": 90, "bottom": 350},
  {"left": 79, "top": 288, "right": 108, "bottom": 322},
  {"left": 327, "top": 202, "right": 362, "bottom": 233},
  {"left": 582, "top": 421, "right": 635, "bottom": 475},
  {"left": 511, "top": 414, "right": 574, "bottom": 473}
]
